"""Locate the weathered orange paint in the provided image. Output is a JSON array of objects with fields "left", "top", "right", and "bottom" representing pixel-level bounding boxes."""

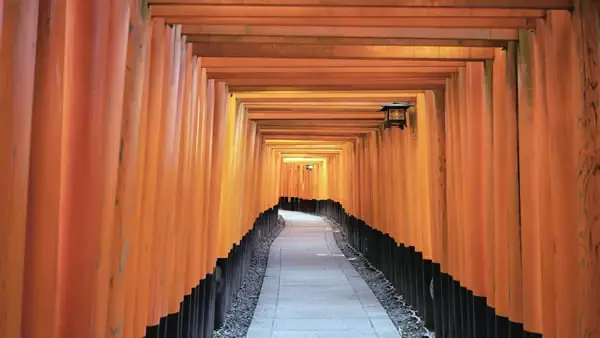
[
  {"left": 574, "top": 1, "right": 600, "bottom": 335},
  {"left": 202, "top": 78, "right": 217, "bottom": 275},
  {"left": 198, "top": 68, "right": 213, "bottom": 277},
  {"left": 94, "top": 0, "right": 132, "bottom": 336},
  {"left": 209, "top": 81, "right": 228, "bottom": 263},
  {"left": 515, "top": 29, "right": 544, "bottom": 334},
  {"left": 0, "top": 1, "right": 38, "bottom": 337},
  {"left": 21, "top": 1, "right": 65, "bottom": 337},
  {"left": 148, "top": 0, "right": 569, "bottom": 9},
  {"left": 184, "top": 56, "right": 201, "bottom": 293},
  {"left": 147, "top": 23, "right": 177, "bottom": 324},
  {"left": 121, "top": 6, "right": 152, "bottom": 338},
  {"left": 56, "top": 0, "right": 117, "bottom": 336},
  {"left": 173, "top": 46, "right": 194, "bottom": 310},
  {"left": 150, "top": 4, "right": 547, "bottom": 18},
  {"left": 134, "top": 18, "right": 166, "bottom": 335}
]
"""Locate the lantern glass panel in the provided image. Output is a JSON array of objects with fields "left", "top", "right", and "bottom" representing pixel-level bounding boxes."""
[{"left": 388, "top": 108, "right": 405, "bottom": 120}]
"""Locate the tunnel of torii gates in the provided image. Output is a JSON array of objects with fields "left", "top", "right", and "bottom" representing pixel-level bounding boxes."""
[{"left": 3, "top": 0, "right": 600, "bottom": 338}]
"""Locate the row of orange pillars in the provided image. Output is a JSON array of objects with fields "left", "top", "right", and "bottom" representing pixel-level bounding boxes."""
[
  {"left": 1, "top": 1, "right": 283, "bottom": 337},
  {"left": 3, "top": 1, "right": 600, "bottom": 338}
]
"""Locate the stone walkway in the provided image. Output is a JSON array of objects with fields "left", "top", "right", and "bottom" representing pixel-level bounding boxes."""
[{"left": 247, "top": 210, "right": 400, "bottom": 338}]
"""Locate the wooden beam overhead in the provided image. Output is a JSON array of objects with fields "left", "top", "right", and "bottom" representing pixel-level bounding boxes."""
[
  {"left": 270, "top": 149, "right": 343, "bottom": 153},
  {"left": 267, "top": 143, "right": 344, "bottom": 147},
  {"left": 246, "top": 102, "right": 385, "bottom": 107},
  {"left": 235, "top": 90, "right": 421, "bottom": 98},
  {"left": 259, "top": 127, "right": 376, "bottom": 134},
  {"left": 188, "top": 35, "right": 507, "bottom": 48},
  {"left": 193, "top": 43, "right": 495, "bottom": 60},
  {"left": 164, "top": 16, "right": 535, "bottom": 28},
  {"left": 212, "top": 72, "right": 450, "bottom": 80},
  {"left": 148, "top": 0, "right": 573, "bottom": 9},
  {"left": 246, "top": 104, "right": 384, "bottom": 110},
  {"left": 256, "top": 121, "right": 384, "bottom": 127},
  {"left": 230, "top": 85, "right": 443, "bottom": 91},
  {"left": 182, "top": 25, "right": 518, "bottom": 40},
  {"left": 240, "top": 98, "right": 417, "bottom": 104},
  {"left": 237, "top": 92, "right": 419, "bottom": 104},
  {"left": 274, "top": 150, "right": 342, "bottom": 154},
  {"left": 248, "top": 113, "right": 384, "bottom": 119},
  {"left": 264, "top": 134, "right": 359, "bottom": 141},
  {"left": 225, "top": 78, "right": 447, "bottom": 86},
  {"left": 208, "top": 66, "right": 458, "bottom": 74},
  {"left": 264, "top": 139, "right": 350, "bottom": 144},
  {"left": 202, "top": 58, "right": 465, "bottom": 67},
  {"left": 247, "top": 108, "right": 382, "bottom": 113},
  {"left": 150, "top": 1, "right": 546, "bottom": 19},
  {"left": 257, "top": 118, "right": 383, "bottom": 123}
]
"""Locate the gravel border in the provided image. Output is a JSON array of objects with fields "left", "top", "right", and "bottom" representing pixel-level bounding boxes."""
[
  {"left": 213, "top": 215, "right": 286, "bottom": 338},
  {"left": 324, "top": 217, "right": 434, "bottom": 338}
]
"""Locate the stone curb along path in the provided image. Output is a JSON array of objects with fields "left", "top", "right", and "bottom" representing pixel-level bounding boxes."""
[
  {"left": 213, "top": 215, "right": 286, "bottom": 338},
  {"left": 324, "top": 216, "right": 434, "bottom": 338}
]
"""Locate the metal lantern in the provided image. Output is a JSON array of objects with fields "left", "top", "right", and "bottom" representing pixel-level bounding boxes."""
[{"left": 380, "top": 102, "right": 414, "bottom": 130}]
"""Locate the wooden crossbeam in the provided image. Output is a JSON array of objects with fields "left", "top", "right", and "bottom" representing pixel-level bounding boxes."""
[
  {"left": 212, "top": 73, "right": 449, "bottom": 81},
  {"left": 183, "top": 25, "right": 518, "bottom": 40},
  {"left": 151, "top": 5, "right": 546, "bottom": 18},
  {"left": 256, "top": 121, "right": 384, "bottom": 128},
  {"left": 188, "top": 35, "right": 508, "bottom": 47},
  {"left": 225, "top": 78, "right": 447, "bottom": 86},
  {"left": 208, "top": 66, "right": 458, "bottom": 74},
  {"left": 259, "top": 127, "right": 375, "bottom": 134},
  {"left": 148, "top": 1, "right": 568, "bottom": 10},
  {"left": 246, "top": 105, "right": 384, "bottom": 111},
  {"left": 164, "top": 17, "right": 535, "bottom": 28},
  {"left": 202, "top": 58, "right": 465, "bottom": 67},
  {"left": 230, "top": 85, "right": 443, "bottom": 91},
  {"left": 193, "top": 43, "right": 495, "bottom": 60}
]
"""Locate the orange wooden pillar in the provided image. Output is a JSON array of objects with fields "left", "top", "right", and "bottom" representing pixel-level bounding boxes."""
[
  {"left": 515, "top": 29, "right": 544, "bottom": 336},
  {"left": 195, "top": 65, "right": 212, "bottom": 280},
  {"left": 56, "top": 0, "right": 128, "bottom": 336},
  {"left": 208, "top": 81, "right": 229, "bottom": 268},
  {"left": 464, "top": 62, "right": 488, "bottom": 335},
  {"left": 536, "top": 10, "right": 585, "bottom": 338},
  {"left": 574, "top": 0, "right": 600, "bottom": 335},
  {"left": 123, "top": 9, "right": 153, "bottom": 338},
  {"left": 147, "top": 23, "right": 180, "bottom": 330},
  {"left": 0, "top": 1, "right": 39, "bottom": 337},
  {"left": 105, "top": 0, "right": 149, "bottom": 336},
  {"left": 529, "top": 19, "right": 556, "bottom": 338},
  {"left": 134, "top": 18, "right": 166, "bottom": 336},
  {"left": 482, "top": 60, "right": 496, "bottom": 330},
  {"left": 202, "top": 78, "right": 217, "bottom": 276},
  {"left": 184, "top": 56, "right": 203, "bottom": 313},
  {"left": 166, "top": 41, "right": 194, "bottom": 328},
  {"left": 444, "top": 72, "right": 464, "bottom": 333},
  {"left": 94, "top": 0, "right": 132, "bottom": 335},
  {"left": 490, "top": 50, "right": 510, "bottom": 332},
  {"left": 20, "top": 1, "right": 65, "bottom": 337}
]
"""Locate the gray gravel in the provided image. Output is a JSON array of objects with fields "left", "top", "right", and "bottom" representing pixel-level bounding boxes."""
[
  {"left": 324, "top": 217, "right": 434, "bottom": 338},
  {"left": 213, "top": 215, "right": 286, "bottom": 338}
]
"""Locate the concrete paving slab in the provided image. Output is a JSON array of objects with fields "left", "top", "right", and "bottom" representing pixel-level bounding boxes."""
[{"left": 248, "top": 210, "right": 400, "bottom": 337}]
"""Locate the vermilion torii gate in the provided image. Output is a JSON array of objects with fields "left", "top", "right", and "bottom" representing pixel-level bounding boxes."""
[{"left": 1, "top": 0, "right": 599, "bottom": 337}]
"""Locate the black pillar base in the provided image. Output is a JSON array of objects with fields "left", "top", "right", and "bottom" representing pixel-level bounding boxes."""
[
  {"left": 276, "top": 198, "right": 547, "bottom": 338},
  {"left": 166, "top": 310, "right": 180, "bottom": 338}
]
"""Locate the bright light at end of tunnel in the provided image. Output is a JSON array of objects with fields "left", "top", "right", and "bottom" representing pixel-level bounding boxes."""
[{"left": 282, "top": 157, "right": 327, "bottom": 164}]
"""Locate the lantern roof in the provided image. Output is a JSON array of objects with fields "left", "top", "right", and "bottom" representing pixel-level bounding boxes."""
[{"left": 379, "top": 102, "right": 413, "bottom": 111}]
